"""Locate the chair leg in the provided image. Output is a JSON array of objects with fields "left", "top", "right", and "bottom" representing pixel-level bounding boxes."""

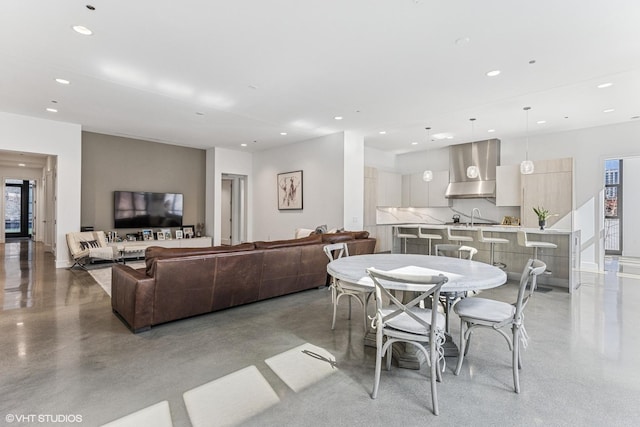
[
  {"left": 455, "top": 319, "right": 466, "bottom": 375},
  {"left": 331, "top": 285, "right": 338, "bottom": 330},
  {"left": 513, "top": 326, "right": 521, "bottom": 393},
  {"left": 348, "top": 297, "right": 352, "bottom": 320},
  {"left": 430, "top": 337, "right": 439, "bottom": 416},
  {"left": 371, "top": 331, "right": 384, "bottom": 399}
]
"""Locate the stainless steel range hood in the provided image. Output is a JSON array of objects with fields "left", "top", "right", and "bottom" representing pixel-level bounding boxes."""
[{"left": 445, "top": 139, "right": 500, "bottom": 199}]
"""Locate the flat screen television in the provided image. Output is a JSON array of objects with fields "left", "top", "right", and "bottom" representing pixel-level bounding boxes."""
[{"left": 114, "top": 191, "right": 183, "bottom": 228}]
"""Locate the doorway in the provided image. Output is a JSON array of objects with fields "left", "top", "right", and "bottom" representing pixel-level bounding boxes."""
[
  {"left": 4, "top": 179, "right": 35, "bottom": 239},
  {"left": 604, "top": 159, "right": 622, "bottom": 256},
  {"left": 220, "top": 174, "right": 248, "bottom": 245}
]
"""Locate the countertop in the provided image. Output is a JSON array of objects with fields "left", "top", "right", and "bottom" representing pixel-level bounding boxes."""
[{"left": 386, "top": 223, "right": 573, "bottom": 235}]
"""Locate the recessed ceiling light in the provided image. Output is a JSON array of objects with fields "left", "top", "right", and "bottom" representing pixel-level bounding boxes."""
[
  {"left": 536, "top": 120, "right": 546, "bottom": 124},
  {"left": 597, "top": 82, "right": 613, "bottom": 89},
  {"left": 334, "top": 116, "right": 343, "bottom": 120},
  {"left": 46, "top": 108, "right": 58, "bottom": 113},
  {"left": 446, "top": 136, "right": 454, "bottom": 139},
  {"left": 487, "top": 129, "right": 496, "bottom": 133},
  {"left": 55, "top": 78, "right": 70, "bottom": 85},
  {"left": 18, "top": 163, "right": 26, "bottom": 167},
  {"left": 86, "top": 5, "right": 96, "bottom": 11},
  {"left": 603, "top": 108, "right": 615, "bottom": 113},
  {"left": 280, "top": 132, "right": 287, "bottom": 136},
  {"left": 529, "top": 59, "right": 536, "bottom": 64},
  {"left": 72, "top": 25, "right": 93, "bottom": 35},
  {"left": 486, "top": 70, "right": 501, "bottom": 77},
  {"left": 631, "top": 116, "right": 640, "bottom": 120},
  {"left": 379, "top": 131, "right": 386, "bottom": 135},
  {"left": 455, "top": 37, "right": 470, "bottom": 45},
  {"left": 411, "top": 142, "right": 418, "bottom": 145},
  {"left": 241, "top": 143, "right": 247, "bottom": 147},
  {"left": 248, "top": 85, "right": 258, "bottom": 90},
  {"left": 51, "top": 100, "right": 58, "bottom": 103},
  {"left": 195, "top": 112, "right": 204, "bottom": 116}
]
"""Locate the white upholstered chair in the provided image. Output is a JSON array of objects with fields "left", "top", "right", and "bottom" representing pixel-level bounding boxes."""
[
  {"left": 453, "top": 258, "right": 547, "bottom": 393},
  {"left": 446, "top": 226, "right": 474, "bottom": 246},
  {"left": 395, "top": 225, "right": 419, "bottom": 254},
  {"left": 367, "top": 267, "right": 448, "bottom": 415},
  {"left": 324, "top": 243, "right": 372, "bottom": 332},
  {"left": 418, "top": 226, "right": 442, "bottom": 255},
  {"left": 66, "top": 231, "right": 119, "bottom": 269},
  {"left": 516, "top": 230, "right": 557, "bottom": 259},
  {"left": 477, "top": 228, "right": 509, "bottom": 268}
]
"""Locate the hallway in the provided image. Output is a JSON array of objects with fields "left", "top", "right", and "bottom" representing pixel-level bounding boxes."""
[{"left": 1, "top": 241, "right": 640, "bottom": 426}]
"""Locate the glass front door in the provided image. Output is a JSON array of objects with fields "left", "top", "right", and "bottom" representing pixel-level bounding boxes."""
[
  {"left": 4, "top": 179, "right": 33, "bottom": 238},
  {"left": 604, "top": 159, "right": 622, "bottom": 255}
]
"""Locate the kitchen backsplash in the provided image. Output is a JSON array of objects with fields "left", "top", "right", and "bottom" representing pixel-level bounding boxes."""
[{"left": 377, "top": 200, "right": 520, "bottom": 225}]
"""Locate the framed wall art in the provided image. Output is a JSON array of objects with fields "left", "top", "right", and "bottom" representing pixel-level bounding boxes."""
[{"left": 277, "top": 170, "right": 303, "bottom": 210}]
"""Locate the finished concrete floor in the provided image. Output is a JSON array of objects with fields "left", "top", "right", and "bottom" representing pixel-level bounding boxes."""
[{"left": 1, "top": 240, "right": 640, "bottom": 426}]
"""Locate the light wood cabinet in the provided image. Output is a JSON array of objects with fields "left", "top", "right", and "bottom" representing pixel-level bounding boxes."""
[{"left": 520, "top": 158, "right": 573, "bottom": 228}]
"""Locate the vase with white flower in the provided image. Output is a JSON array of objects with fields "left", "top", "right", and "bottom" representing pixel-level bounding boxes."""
[{"left": 532, "top": 206, "right": 555, "bottom": 230}]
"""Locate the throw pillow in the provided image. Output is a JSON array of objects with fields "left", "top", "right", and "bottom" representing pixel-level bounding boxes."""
[
  {"left": 314, "top": 224, "right": 328, "bottom": 234},
  {"left": 88, "top": 240, "right": 100, "bottom": 248},
  {"left": 79, "top": 241, "right": 90, "bottom": 250}
]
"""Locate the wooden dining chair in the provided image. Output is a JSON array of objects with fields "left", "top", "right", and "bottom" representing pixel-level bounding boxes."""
[{"left": 367, "top": 267, "right": 448, "bottom": 415}]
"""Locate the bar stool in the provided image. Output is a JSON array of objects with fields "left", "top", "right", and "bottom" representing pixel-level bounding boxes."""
[
  {"left": 477, "top": 228, "right": 509, "bottom": 268},
  {"left": 396, "top": 225, "right": 419, "bottom": 254},
  {"left": 418, "top": 226, "right": 442, "bottom": 255},
  {"left": 516, "top": 230, "right": 557, "bottom": 259},
  {"left": 446, "top": 226, "right": 474, "bottom": 245}
]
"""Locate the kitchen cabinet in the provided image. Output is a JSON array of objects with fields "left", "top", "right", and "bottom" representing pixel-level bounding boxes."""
[
  {"left": 401, "top": 171, "right": 451, "bottom": 207},
  {"left": 520, "top": 158, "right": 573, "bottom": 228},
  {"left": 496, "top": 164, "right": 521, "bottom": 206}
]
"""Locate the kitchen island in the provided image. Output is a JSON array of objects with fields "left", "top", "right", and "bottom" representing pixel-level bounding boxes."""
[{"left": 390, "top": 223, "right": 580, "bottom": 292}]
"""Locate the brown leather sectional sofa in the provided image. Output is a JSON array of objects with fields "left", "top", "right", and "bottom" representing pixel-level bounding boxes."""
[{"left": 111, "top": 231, "right": 376, "bottom": 332}]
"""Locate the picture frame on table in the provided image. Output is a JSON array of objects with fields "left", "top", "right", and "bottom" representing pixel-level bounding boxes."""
[
  {"left": 175, "top": 230, "right": 184, "bottom": 239},
  {"left": 277, "top": 170, "right": 303, "bottom": 210},
  {"left": 160, "top": 228, "right": 171, "bottom": 240},
  {"left": 182, "top": 225, "right": 194, "bottom": 239},
  {"left": 142, "top": 229, "right": 153, "bottom": 241},
  {"left": 156, "top": 231, "right": 165, "bottom": 240}
]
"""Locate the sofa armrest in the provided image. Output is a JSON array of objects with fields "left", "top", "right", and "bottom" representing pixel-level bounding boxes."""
[{"left": 111, "top": 264, "right": 156, "bottom": 332}]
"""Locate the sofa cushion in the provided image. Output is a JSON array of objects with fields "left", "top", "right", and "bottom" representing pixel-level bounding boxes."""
[
  {"left": 145, "top": 242, "right": 255, "bottom": 276},
  {"left": 321, "top": 232, "right": 355, "bottom": 243},
  {"left": 254, "top": 234, "right": 322, "bottom": 249}
]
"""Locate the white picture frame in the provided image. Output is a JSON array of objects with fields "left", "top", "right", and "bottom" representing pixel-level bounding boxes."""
[{"left": 175, "top": 230, "right": 184, "bottom": 239}]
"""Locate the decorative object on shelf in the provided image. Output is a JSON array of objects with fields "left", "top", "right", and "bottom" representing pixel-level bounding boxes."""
[
  {"left": 422, "top": 127, "right": 434, "bottom": 182},
  {"left": 142, "top": 229, "right": 153, "bottom": 241},
  {"left": 160, "top": 228, "right": 171, "bottom": 239},
  {"left": 182, "top": 225, "right": 194, "bottom": 238},
  {"left": 277, "top": 170, "right": 303, "bottom": 210},
  {"left": 195, "top": 223, "right": 204, "bottom": 238},
  {"left": 520, "top": 106, "right": 535, "bottom": 175},
  {"left": 533, "top": 206, "right": 554, "bottom": 230},
  {"left": 175, "top": 230, "right": 184, "bottom": 239},
  {"left": 466, "top": 118, "right": 480, "bottom": 179},
  {"left": 157, "top": 231, "right": 165, "bottom": 240}
]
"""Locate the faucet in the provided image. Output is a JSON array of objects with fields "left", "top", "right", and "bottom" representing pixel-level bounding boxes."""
[{"left": 471, "top": 208, "right": 481, "bottom": 227}]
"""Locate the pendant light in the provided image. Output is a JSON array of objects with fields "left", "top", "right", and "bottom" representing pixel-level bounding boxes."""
[
  {"left": 466, "top": 118, "right": 479, "bottom": 179},
  {"left": 422, "top": 127, "right": 433, "bottom": 182},
  {"left": 520, "top": 106, "right": 535, "bottom": 174}
]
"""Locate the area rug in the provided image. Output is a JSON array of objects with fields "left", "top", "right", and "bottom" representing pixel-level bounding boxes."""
[{"left": 87, "top": 261, "right": 145, "bottom": 297}]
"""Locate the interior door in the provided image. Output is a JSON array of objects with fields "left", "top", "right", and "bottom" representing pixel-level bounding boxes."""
[{"left": 221, "top": 179, "right": 232, "bottom": 245}]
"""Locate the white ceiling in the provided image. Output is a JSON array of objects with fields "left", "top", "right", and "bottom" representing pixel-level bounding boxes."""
[{"left": 1, "top": 0, "right": 639, "bottom": 154}]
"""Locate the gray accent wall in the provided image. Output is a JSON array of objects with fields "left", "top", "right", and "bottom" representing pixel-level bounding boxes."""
[{"left": 81, "top": 131, "right": 206, "bottom": 234}]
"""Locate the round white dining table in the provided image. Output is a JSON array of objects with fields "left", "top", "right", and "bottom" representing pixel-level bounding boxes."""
[
  {"left": 327, "top": 253, "right": 508, "bottom": 367},
  {"left": 327, "top": 253, "right": 507, "bottom": 293}
]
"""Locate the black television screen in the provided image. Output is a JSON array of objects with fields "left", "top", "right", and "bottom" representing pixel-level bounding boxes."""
[{"left": 114, "top": 191, "right": 183, "bottom": 228}]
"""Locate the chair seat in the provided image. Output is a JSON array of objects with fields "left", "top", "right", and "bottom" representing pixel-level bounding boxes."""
[
  {"left": 481, "top": 236, "right": 509, "bottom": 244},
  {"left": 418, "top": 232, "right": 442, "bottom": 240},
  {"left": 397, "top": 233, "right": 418, "bottom": 239},
  {"left": 524, "top": 241, "right": 557, "bottom": 249},
  {"left": 381, "top": 307, "right": 446, "bottom": 334},
  {"left": 454, "top": 297, "right": 515, "bottom": 323}
]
